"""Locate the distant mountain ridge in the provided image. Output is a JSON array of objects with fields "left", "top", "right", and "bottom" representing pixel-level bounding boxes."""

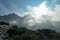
[
  {"left": 0, "top": 13, "right": 21, "bottom": 21},
  {"left": 0, "top": 13, "right": 33, "bottom": 26},
  {"left": 0, "top": 13, "right": 23, "bottom": 26},
  {"left": 0, "top": 13, "right": 60, "bottom": 32}
]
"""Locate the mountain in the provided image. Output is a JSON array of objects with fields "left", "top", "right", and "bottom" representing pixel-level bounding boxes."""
[
  {"left": 0, "top": 13, "right": 34, "bottom": 27},
  {"left": 0, "top": 13, "right": 60, "bottom": 32},
  {"left": 0, "top": 13, "right": 22, "bottom": 26},
  {"left": 0, "top": 13, "right": 21, "bottom": 21}
]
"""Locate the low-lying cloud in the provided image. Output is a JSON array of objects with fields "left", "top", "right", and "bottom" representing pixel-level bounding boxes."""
[
  {"left": 0, "top": 0, "right": 60, "bottom": 32},
  {"left": 21, "top": 1, "right": 60, "bottom": 32}
]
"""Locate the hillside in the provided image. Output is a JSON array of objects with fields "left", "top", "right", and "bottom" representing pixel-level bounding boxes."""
[{"left": 0, "top": 22, "right": 60, "bottom": 40}]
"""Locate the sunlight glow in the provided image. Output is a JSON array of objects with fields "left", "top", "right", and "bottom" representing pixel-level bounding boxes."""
[{"left": 25, "top": 1, "right": 53, "bottom": 23}]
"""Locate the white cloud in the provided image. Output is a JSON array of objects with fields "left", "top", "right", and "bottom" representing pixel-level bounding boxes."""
[
  {"left": 22, "top": 1, "right": 60, "bottom": 31},
  {"left": 9, "top": 21, "right": 17, "bottom": 25},
  {"left": 51, "top": 5, "right": 60, "bottom": 22},
  {"left": 0, "top": 0, "right": 60, "bottom": 31},
  {"left": 8, "top": 0, "right": 60, "bottom": 30},
  {"left": 24, "top": 1, "right": 54, "bottom": 23}
]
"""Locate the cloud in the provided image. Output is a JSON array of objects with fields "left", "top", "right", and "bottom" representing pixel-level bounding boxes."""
[
  {"left": 23, "top": 1, "right": 53, "bottom": 23},
  {"left": 24, "top": 0, "right": 60, "bottom": 22},
  {"left": 51, "top": 5, "right": 60, "bottom": 22},
  {"left": 0, "top": 0, "right": 60, "bottom": 31},
  {"left": 22, "top": 0, "right": 60, "bottom": 31},
  {"left": 45, "top": 0, "right": 60, "bottom": 11}
]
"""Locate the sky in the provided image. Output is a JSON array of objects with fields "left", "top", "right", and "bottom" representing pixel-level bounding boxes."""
[
  {"left": 0, "top": 0, "right": 44, "bottom": 16},
  {"left": 0, "top": 0, "right": 60, "bottom": 23},
  {"left": 0, "top": 0, "right": 60, "bottom": 31},
  {"left": 0, "top": 0, "right": 60, "bottom": 16}
]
